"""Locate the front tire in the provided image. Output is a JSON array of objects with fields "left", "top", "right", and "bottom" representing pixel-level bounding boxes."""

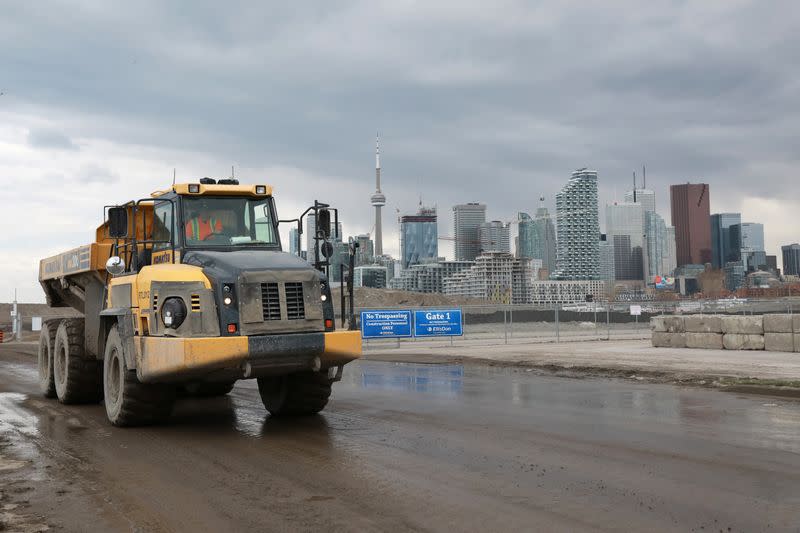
[
  {"left": 257, "top": 372, "right": 332, "bottom": 416},
  {"left": 37, "top": 320, "right": 58, "bottom": 398},
  {"left": 53, "top": 318, "right": 102, "bottom": 404},
  {"left": 103, "top": 326, "right": 175, "bottom": 426}
]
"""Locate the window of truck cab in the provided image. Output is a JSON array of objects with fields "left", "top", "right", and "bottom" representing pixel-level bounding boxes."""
[
  {"left": 152, "top": 200, "right": 175, "bottom": 251},
  {"left": 182, "top": 196, "right": 278, "bottom": 248}
]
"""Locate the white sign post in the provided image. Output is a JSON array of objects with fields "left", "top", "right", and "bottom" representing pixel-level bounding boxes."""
[
  {"left": 630, "top": 305, "right": 642, "bottom": 329},
  {"left": 31, "top": 317, "right": 42, "bottom": 332}
]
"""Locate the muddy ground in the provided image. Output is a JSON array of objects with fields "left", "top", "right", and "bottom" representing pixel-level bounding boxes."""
[{"left": 1, "top": 343, "right": 799, "bottom": 532}]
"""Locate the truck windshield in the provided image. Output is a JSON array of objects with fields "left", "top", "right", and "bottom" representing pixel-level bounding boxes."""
[{"left": 183, "top": 196, "right": 278, "bottom": 247}]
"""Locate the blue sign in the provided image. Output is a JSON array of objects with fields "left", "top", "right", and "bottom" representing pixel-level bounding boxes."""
[
  {"left": 361, "top": 310, "right": 413, "bottom": 339},
  {"left": 414, "top": 309, "right": 463, "bottom": 337}
]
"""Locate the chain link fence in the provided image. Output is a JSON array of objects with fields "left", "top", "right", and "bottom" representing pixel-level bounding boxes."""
[{"left": 353, "top": 297, "right": 800, "bottom": 349}]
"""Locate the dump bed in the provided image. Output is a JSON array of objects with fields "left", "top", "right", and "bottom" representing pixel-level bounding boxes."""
[
  {"left": 39, "top": 243, "right": 111, "bottom": 282},
  {"left": 39, "top": 202, "right": 154, "bottom": 310},
  {"left": 39, "top": 243, "right": 113, "bottom": 310}
]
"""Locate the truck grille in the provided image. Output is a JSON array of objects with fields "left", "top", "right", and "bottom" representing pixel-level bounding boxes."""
[
  {"left": 285, "top": 282, "right": 306, "bottom": 320},
  {"left": 260, "top": 283, "right": 281, "bottom": 321}
]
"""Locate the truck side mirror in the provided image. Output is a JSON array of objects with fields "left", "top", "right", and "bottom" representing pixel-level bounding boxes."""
[
  {"left": 317, "top": 208, "right": 331, "bottom": 238},
  {"left": 108, "top": 207, "right": 128, "bottom": 238}
]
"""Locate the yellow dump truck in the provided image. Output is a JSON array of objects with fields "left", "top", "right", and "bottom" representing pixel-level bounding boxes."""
[{"left": 38, "top": 179, "right": 361, "bottom": 426}]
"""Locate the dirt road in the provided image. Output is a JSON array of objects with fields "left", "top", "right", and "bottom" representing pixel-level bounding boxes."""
[{"left": 1, "top": 343, "right": 799, "bottom": 532}]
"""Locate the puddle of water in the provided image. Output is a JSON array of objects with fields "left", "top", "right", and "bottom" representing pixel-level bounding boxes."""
[
  {"left": 0, "top": 393, "right": 39, "bottom": 439},
  {"left": 341, "top": 361, "right": 464, "bottom": 397},
  {"left": 0, "top": 392, "right": 42, "bottom": 479}
]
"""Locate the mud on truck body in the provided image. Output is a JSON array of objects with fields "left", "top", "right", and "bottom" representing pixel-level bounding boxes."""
[{"left": 38, "top": 179, "right": 361, "bottom": 426}]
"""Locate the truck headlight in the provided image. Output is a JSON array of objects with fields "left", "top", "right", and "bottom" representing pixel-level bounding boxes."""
[{"left": 161, "top": 297, "right": 187, "bottom": 329}]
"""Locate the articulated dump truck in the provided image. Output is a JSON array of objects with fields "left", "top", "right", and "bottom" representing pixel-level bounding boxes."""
[{"left": 38, "top": 179, "right": 361, "bottom": 426}]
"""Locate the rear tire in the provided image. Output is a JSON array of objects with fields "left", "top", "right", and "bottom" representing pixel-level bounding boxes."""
[
  {"left": 53, "top": 318, "right": 103, "bottom": 404},
  {"left": 103, "top": 326, "right": 175, "bottom": 427},
  {"left": 37, "top": 320, "right": 58, "bottom": 398},
  {"left": 257, "top": 372, "right": 332, "bottom": 416},
  {"left": 183, "top": 382, "right": 235, "bottom": 397}
]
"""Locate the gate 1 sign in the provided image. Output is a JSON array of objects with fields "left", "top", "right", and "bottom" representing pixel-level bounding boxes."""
[
  {"left": 414, "top": 309, "right": 463, "bottom": 337},
  {"left": 360, "top": 310, "right": 413, "bottom": 339}
]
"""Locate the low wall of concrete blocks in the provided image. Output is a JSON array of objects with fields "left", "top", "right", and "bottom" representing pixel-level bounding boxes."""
[{"left": 651, "top": 314, "right": 800, "bottom": 352}]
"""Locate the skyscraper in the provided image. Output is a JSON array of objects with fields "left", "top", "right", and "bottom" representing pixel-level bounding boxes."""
[
  {"left": 306, "top": 216, "right": 342, "bottom": 263},
  {"left": 670, "top": 183, "right": 712, "bottom": 266},
  {"left": 710, "top": 213, "right": 742, "bottom": 268},
  {"left": 598, "top": 234, "right": 616, "bottom": 282},
  {"left": 534, "top": 201, "right": 557, "bottom": 275},
  {"left": 289, "top": 227, "right": 300, "bottom": 256},
  {"left": 370, "top": 134, "right": 386, "bottom": 256},
  {"left": 400, "top": 204, "right": 438, "bottom": 269},
  {"left": 453, "top": 203, "right": 487, "bottom": 261},
  {"left": 517, "top": 212, "right": 532, "bottom": 258},
  {"left": 645, "top": 211, "right": 677, "bottom": 278},
  {"left": 518, "top": 198, "right": 558, "bottom": 276},
  {"left": 735, "top": 222, "right": 766, "bottom": 271},
  {"left": 606, "top": 202, "right": 645, "bottom": 280},
  {"left": 782, "top": 244, "right": 800, "bottom": 276},
  {"left": 479, "top": 221, "right": 511, "bottom": 253},
  {"left": 664, "top": 226, "right": 677, "bottom": 274},
  {"left": 624, "top": 185, "right": 676, "bottom": 280},
  {"left": 354, "top": 234, "right": 375, "bottom": 266},
  {"left": 553, "top": 168, "right": 600, "bottom": 280},
  {"left": 624, "top": 188, "right": 656, "bottom": 214}
]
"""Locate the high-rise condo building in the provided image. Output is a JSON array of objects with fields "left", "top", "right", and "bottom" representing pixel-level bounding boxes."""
[
  {"left": 453, "top": 203, "right": 487, "bottom": 261},
  {"left": 400, "top": 204, "right": 438, "bottom": 269},
  {"left": 553, "top": 168, "right": 600, "bottom": 280}
]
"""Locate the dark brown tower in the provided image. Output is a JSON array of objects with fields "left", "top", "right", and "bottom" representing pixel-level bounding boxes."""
[{"left": 670, "top": 183, "right": 712, "bottom": 267}]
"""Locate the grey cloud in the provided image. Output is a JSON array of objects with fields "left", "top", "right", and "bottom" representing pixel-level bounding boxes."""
[
  {"left": 76, "top": 164, "right": 120, "bottom": 184},
  {"left": 27, "top": 128, "right": 78, "bottom": 151}
]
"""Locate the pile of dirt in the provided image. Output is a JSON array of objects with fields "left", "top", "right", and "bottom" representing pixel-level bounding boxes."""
[{"left": 332, "top": 287, "right": 487, "bottom": 310}]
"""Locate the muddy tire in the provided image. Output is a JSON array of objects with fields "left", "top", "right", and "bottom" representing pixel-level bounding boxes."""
[
  {"left": 257, "top": 372, "right": 332, "bottom": 416},
  {"left": 53, "top": 318, "right": 103, "bottom": 404},
  {"left": 37, "top": 320, "right": 59, "bottom": 398},
  {"left": 104, "top": 325, "right": 175, "bottom": 427},
  {"left": 183, "top": 382, "right": 236, "bottom": 397}
]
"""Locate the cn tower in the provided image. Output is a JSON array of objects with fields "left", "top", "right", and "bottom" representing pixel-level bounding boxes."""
[{"left": 370, "top": 133, "right": 386, "bottom": 256}]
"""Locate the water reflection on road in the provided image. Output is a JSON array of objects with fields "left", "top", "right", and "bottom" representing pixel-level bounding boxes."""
[{"left": 341, "top": 361, "right": 465, "bottom": 397}]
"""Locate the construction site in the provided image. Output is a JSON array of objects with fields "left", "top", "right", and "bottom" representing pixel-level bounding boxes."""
[{"left": 3, "top": 2, "right": 800, "bottom": 530}]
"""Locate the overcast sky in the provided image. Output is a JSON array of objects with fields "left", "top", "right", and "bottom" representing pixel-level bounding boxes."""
[{"left": 2, "top": 1, "right": 799, "bottom": 302}]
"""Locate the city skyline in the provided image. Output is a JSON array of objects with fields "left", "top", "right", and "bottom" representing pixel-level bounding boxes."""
[{"left": 248, "top": 154, "right": 785, "bottom": 284}]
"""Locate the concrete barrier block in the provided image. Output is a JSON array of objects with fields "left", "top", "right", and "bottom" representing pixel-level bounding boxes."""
[
  {"left": 721, "top": 315, "right": 763, "bottom": 335},
  {"left": 722, "top": 334, "right": 765, "bottom": 351},
  {"left": 684, "top": 315, "right": 723, "bottom": 333},
  {"left": 764, "top": 333, "right": 800, "bottom": 352},
  {"left": 653, "top": 316, "right": 685, "bottom": 333},
  {"left": 652, "top": 332, "right": 686, "bottom": 348},
  {"left": 763, "top": 314, "right": 791, "bottom": 333},
  {"left": 685, "top": 332, "right": 724, "bottom": 350}
]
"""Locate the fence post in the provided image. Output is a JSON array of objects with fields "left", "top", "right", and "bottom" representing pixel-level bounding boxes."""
[
  {"left": 510, "top": 306, "right": 513, "bottom": 338},
  {"left": 606, "top": 303, "right": 611, "bottom": 340},
  {"left": 555, "top": 304, "right": 560, "bottom": 343},
  {"left": 504, "top": 307, "right": 508, "bottom": 345}
]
